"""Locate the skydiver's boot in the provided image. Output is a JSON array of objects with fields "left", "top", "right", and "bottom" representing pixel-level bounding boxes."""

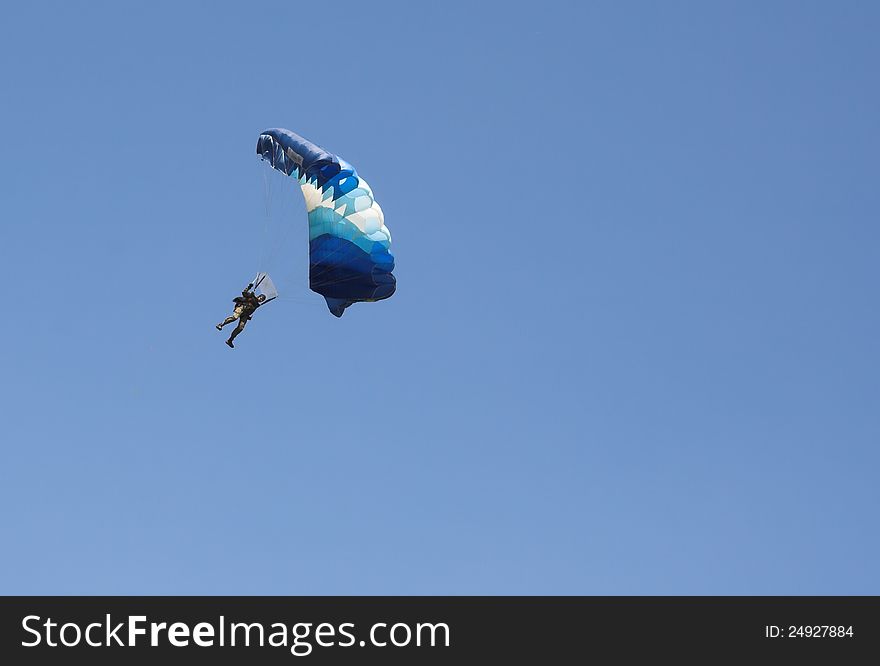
[
  {"left": 226, "top": 339, "right": 234, "bottom": 348},
  {"left": 216, "top": 323, "right": 223, "bottom": 331}
]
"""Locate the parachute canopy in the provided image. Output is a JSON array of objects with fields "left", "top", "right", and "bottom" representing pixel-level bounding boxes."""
[
  {"left": 252, "top": 272, "right": 278, "bottom": 302},
  {"left": 256, "top": 128, "right": 395, "bottom": 317}
]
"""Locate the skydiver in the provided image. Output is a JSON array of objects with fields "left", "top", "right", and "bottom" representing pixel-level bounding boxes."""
[{"left": 216, "top": 283, "right": 266, "bottom": 348}]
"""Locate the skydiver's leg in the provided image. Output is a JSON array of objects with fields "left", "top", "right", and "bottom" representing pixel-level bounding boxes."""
[
  {"left": 227, "top": 317, "right": 247, "bottom": 345},
  {"left": 217, "top": 315, "right": 237, "bottom": 330},
  {"left": 217, "top": 306, "right": 244, "bottom": 330}
]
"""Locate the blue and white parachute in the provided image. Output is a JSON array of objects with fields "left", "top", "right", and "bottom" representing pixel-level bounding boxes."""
[{"left": 256, "top": 129, "right": 395, "bottom": 317}]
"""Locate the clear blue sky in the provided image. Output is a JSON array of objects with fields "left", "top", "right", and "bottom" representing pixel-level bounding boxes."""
[{"left": 1, "top": 1, "right": 878, "bottom": 594}]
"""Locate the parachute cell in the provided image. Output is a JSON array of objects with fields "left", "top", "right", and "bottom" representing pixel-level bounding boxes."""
[{"left": 256, "top": 128, "right": 396, "bottom": 317}]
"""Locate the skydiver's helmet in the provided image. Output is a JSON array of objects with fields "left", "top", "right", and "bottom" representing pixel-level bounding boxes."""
[{"left": 257, "top": 294, "right": 266, "bottom": 302}]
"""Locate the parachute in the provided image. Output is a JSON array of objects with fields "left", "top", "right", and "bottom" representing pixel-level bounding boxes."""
[
  {"left": 256, "top": 129, "right": 396, "bottom": 317},
  {"left": 252, "top": 272, "right": 278, "bottom": 303}
]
